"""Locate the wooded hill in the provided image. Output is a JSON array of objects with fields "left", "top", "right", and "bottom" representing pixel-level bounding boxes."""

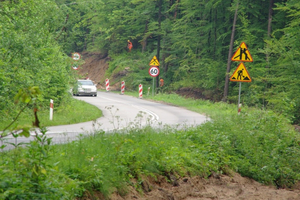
[{"left": 1, "top": 0, "right": 300, "bottom": 124}]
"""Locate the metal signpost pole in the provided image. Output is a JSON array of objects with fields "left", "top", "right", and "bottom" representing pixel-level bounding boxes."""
[
  {"left": 149, "top": 56, "right": 160, "bottom": 97},
  {"left": 149, "top": 65, "right": 159, "bottom": 96},
  {"left": 238, "top": 82, "right": 241, "bottom": 112},
  {"left": 230, "top": 42, "right": 253, "bottom": 115},
  {"left": 152, "top": 77, "right": 155, "bottom": 96}
]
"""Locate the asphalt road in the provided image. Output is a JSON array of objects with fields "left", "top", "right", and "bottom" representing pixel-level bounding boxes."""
[{"left": 1, "top": 91, "right": 209, "bottom": 150}]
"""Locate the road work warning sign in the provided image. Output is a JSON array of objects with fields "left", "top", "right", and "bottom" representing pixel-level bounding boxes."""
[{"left": 230, "top": 62, "right": 252, "bottom": 82}]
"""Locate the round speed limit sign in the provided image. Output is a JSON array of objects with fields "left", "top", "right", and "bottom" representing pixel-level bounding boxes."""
[
  {"left": 72, "top": 52, "right": 81, "bottom": 61},
  {"left": 149, "top": 66, "right": 160, "bottom": 77}
]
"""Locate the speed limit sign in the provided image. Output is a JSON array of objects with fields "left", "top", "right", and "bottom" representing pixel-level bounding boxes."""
[
  {"left": 72, "top": 52, "right": 81, "bottom": 61},
  {"left": 149, "top": 66, "right": 160, "bottom": 77}
]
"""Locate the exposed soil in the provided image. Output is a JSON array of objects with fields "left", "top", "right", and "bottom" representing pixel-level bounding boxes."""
[
  {"left": 78, "top": 52, "right": 110, "bottom": 89},
  {"left": 81, "top": 173, "right": 300, "bottom": 200},
  {"left": 77, "top": 52, "right": 300, "bottom": 200}
]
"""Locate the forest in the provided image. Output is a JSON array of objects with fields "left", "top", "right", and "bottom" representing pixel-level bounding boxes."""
[{"left": 1, "top": 0, "right": 300, "bottom": 124}]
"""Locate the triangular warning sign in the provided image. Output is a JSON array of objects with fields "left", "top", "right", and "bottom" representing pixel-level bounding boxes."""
[
  {"left": 230, "top": 62, "right": 252, "bottom": 82},
  {"left": 231, "top": 42, "right": 253, "bottom": 62},
  {"left": 149, "top": 56, "right": 160, "bottom": 66}
]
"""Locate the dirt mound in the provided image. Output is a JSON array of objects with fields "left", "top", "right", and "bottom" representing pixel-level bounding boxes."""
[
  {"left": 78, "top": 52, "right": 110, "bottom": 89},
  {"left": 82, "top": 173, "right": 300, "bottom": 200}
]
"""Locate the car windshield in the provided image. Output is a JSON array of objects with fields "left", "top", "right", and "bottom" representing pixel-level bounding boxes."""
[{"left": 78, "top": 80, "right": 94, "bottom": 86}]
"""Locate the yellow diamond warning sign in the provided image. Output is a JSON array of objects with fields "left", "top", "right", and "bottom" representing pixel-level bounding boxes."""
[
  {"left": 231, "top": 42, "right": 253, "bottom": 62},
  {"left": 230, "top": 62, "right": 252, "bottom": 82},
  {"left": 149, "top": 56, "right": 160, "bottom": 66}
]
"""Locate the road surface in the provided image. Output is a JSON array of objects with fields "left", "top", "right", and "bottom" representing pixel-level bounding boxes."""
[{"left": 1, "top": 91, "right": 209, "bottom": 149}]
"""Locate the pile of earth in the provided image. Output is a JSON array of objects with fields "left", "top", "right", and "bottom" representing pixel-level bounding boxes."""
[
  {"left": 81, "top": 172, "right": 300, "bottom": 200},
  {"left": 77, "top": 52, "right": 300, "bottom": 200},
  {"left": 78, "top": 51, "right": 111, "bottom": 89}
]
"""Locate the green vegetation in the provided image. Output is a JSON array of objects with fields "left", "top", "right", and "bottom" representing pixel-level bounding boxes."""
[
  {"left": 0, "top": 0, "right": 78, "bottom": 125},
  {"left": 51, "top": 0, "right": 300, "bottom": 124},
  {"left": 1, "top": 0, "right": 300, "bottom": 198},
  {"left": 0, "top": 97, "right": 102, "bottom": 130},
  {"left": 1, "top": 93, "right": 300, "bottom": 199},
  {"left": 2, "top": 0, "right": 300, "bottom": 123}
]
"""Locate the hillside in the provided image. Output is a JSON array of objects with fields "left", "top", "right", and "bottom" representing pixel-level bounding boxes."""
[
  {"left": 76, "top": 53, "right": 300, "bottom": 200},
  {"left": 78, "top": 52, "right": 110, "bottom": 89},
  {"left": 78, "top": 52, "right": 207, "bottom": 99}
]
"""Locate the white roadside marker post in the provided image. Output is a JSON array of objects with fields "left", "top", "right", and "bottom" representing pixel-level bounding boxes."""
[{"left": 50, "top": 99, "right": 54, "bottom": 120}]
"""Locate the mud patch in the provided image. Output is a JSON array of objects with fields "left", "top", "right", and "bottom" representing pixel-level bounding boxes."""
[
  {"left": 78, "top": 52, "right": 110, "bottom": 89},
  {"left": 80, "top": 173, "right": 300, "bottom": 200}
]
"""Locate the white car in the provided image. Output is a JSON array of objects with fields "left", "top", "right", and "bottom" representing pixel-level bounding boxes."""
[{"left": 73, "top": 79, "right": 97, "bottom": 97}]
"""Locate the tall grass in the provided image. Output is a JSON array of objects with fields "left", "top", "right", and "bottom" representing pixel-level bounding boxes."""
[
  {"left": 1, "top": 93, "right": 300, "bottom": 199},
  {"left": 0, "top": 97, "right": 102, "bottom": 130}
]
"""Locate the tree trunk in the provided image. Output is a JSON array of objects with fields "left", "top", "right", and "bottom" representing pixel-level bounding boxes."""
[
  {"left": 174, "top": 0, "right": 180, "bottom": 19},
  {"left": 223, "top": 1, "right": 239, "bottom": 102},
  {"left": 156, "top": 0, "right": 162, "bottom": 88},
  {"left": 162, "top": 36, "right": 169, "bottom": 74},
  {"left": 264, "top": 0, "right": 274, "bottom": 108},
  {"left": 267, "top": 0, "right": 273, "bottom": 38},
  {"left": 142, "top": 20, "right": 149, "bottom": 53},
  {"left": 266, "top": 0, "right": 274, "bottom": 67}
]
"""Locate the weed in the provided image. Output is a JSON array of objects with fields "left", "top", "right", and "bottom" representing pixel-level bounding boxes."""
[{"left": 2, "top": 92, "right": 300, "bottom": 199}]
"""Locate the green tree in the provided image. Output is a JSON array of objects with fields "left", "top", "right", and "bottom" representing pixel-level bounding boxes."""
[{"left": 0, "top": 0, "right": 72, "bottom": 120}]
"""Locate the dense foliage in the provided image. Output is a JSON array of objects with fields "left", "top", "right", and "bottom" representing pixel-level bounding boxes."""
[
  {"left": 1, "top": 93, "right": 300, "bottom": 199},
  {"left": 1, "top": 0, "right": 300, "bottom": 198},
  {"left": 0, "top": 0, "right": 75, "bottom": 122},
  {"left": 1, "top": 0, "right": 300, "bottom": 123},
  {"left": 52, "top": 0, "right": 300, "bottom": 124}
]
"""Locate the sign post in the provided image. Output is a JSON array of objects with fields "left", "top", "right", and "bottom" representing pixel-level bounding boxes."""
[
  {"left": 72, "top": 52, "right": 81, "bottom": 61},
  {"left": 149, "top": 56, "right": 160, "bottom": 66},
  {"left": 72, "top": 63, "right": 79, "bottom": 70},
  {"left": 148, "top": 66, "right": 160, "bottom": 96},
  {"left": 71, "top": 52, "right": 81, "bottom": 70},
  {"left": 230, "top": 42, "right": 253, "bottom": 114},
  {"left": 149, "top": 56, "right": 160, "bottom": 96}
]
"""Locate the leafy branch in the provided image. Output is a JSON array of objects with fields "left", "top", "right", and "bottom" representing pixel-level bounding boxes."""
[{"left": 0, "top": 86, "right": 41, "bottom": 139}]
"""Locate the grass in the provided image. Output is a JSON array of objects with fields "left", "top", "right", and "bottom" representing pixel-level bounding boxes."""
[
  {"left": 1, "top": 92, "right": 300, "bottom": 199},
  {"left": 0, "top": 97, "right": 102, "bottom": 131}
]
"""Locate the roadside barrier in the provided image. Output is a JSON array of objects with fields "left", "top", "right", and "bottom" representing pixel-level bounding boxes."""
[
  {"left": 121, "top": 81, "right": 125, "bottom": 95},
  {"left": 139, "top": 84, "right": 143, "bottom": 99},
  {"left": 50, "top": 99, "right": 53, "bottom": 120},
  {"left": 105, "top": 78, "right": 110, "bottom": 92}
]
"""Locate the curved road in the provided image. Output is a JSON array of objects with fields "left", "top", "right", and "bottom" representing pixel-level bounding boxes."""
[{"left": 2, "top": 91, "right": 209, "bottom": 149}]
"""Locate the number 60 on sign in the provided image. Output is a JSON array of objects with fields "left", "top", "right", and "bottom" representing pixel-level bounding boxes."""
[{"left": 149, "top": 66, "right": 160, "bottom": 77}]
